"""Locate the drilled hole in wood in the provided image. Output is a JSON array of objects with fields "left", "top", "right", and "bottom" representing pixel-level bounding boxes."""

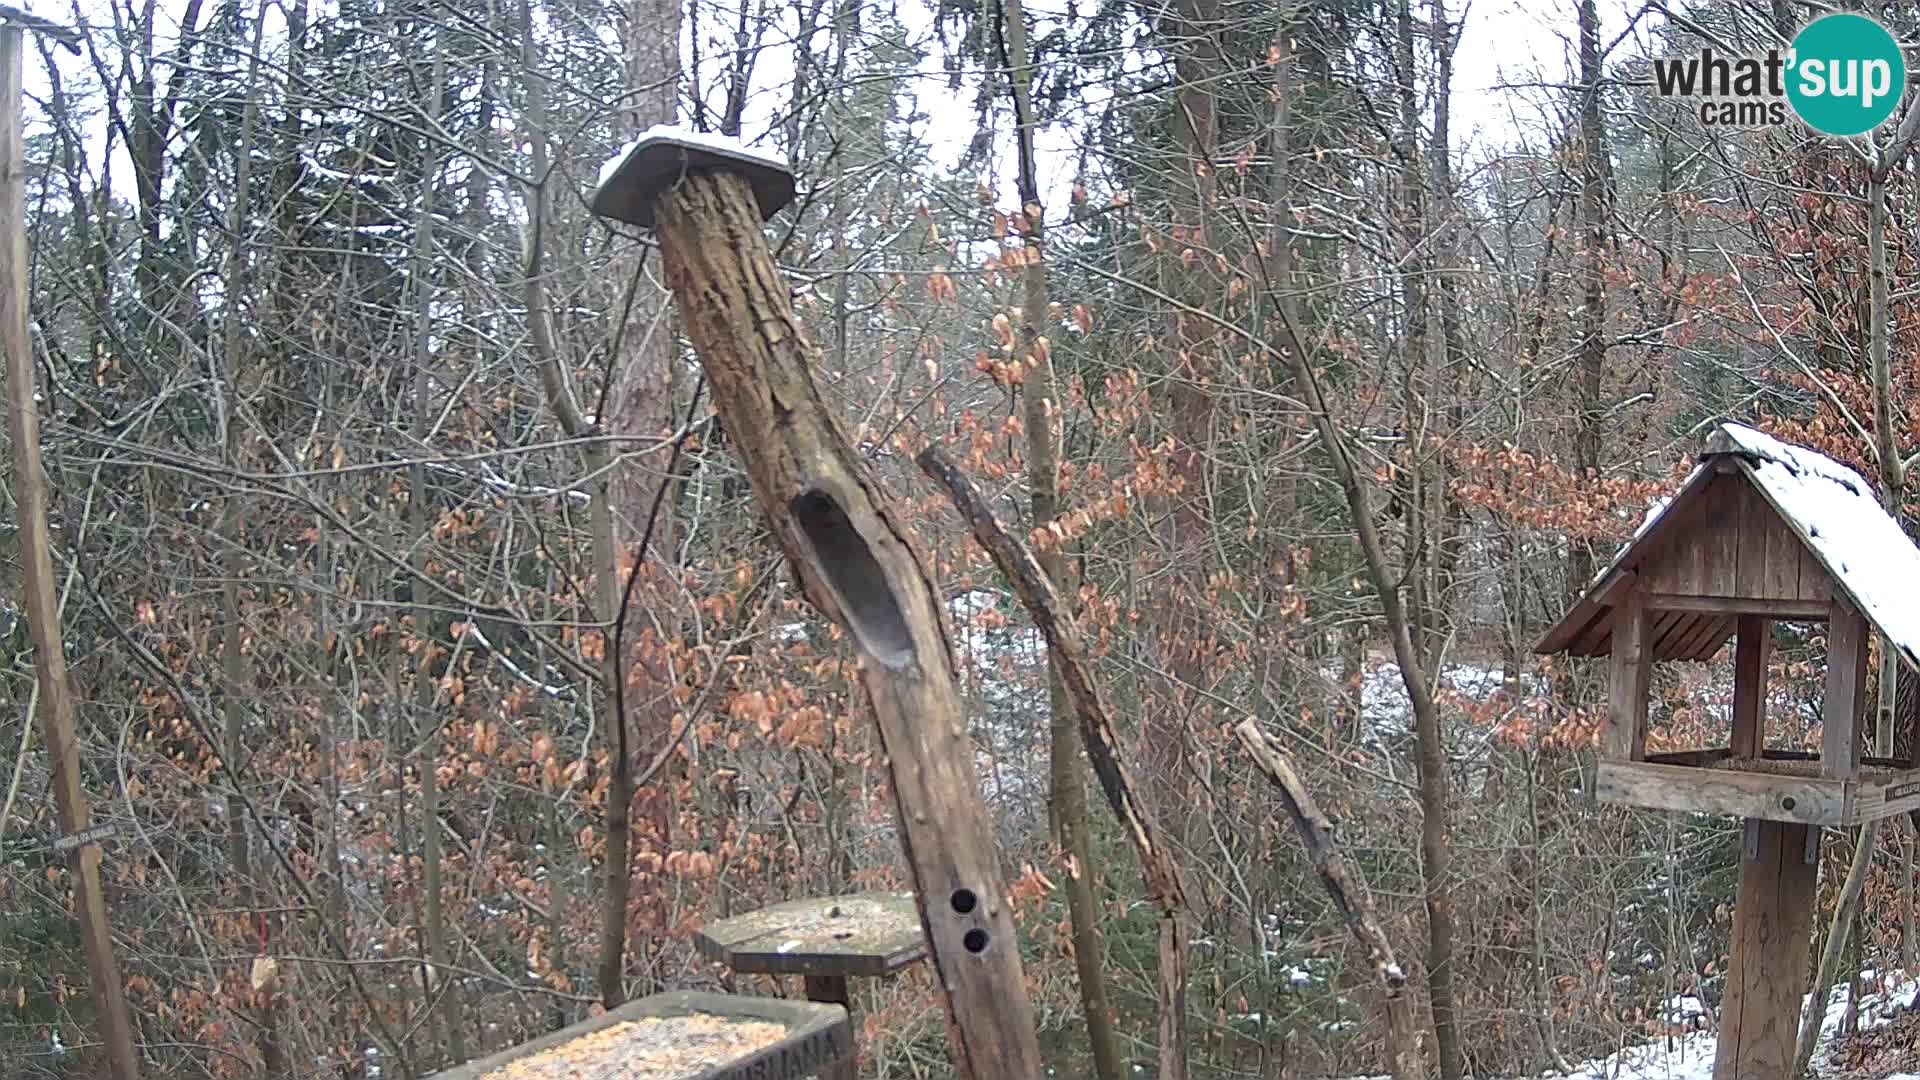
[
  {"left": 963, "top": 928, "right": 989, "bottom": 954},
  {"left": 791, "top": 487, "right": 914, "bottom": 669},
  {"left": 949, "top": 888, "right": 977, "bottom": 915}
]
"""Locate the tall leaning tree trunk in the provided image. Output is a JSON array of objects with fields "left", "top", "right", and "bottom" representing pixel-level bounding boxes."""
[
  {"left": 1392, "top": 2, "right": 1463, "bottom": 1075},
  {"left": 1268, "top": 295, "right": 1456, "bottom": 1080},
  {"left": 997, "top": 4, "right": 1122, "bottom": 1079},
  {"left": 1570, "top": 0, "right": 1610, "bottom": 603}
]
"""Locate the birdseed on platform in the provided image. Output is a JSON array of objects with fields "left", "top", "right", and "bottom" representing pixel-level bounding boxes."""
[{"left": 478, "top": 1015, "right": 790, "bottom": 1080}]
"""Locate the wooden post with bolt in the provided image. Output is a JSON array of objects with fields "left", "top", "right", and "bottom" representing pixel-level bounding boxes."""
[
  {"left": 0, "top": 17, "right": 142, "bottom": 1080},
  {"left": 591, "top": 130, "right": 1044, "bottom": 1078}
]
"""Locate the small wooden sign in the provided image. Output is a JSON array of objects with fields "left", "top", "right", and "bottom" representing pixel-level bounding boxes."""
[
  {"left": 50, "top": 821, "right": 116, "bottom": 855},
  {"left": 1885, "top": 781, "right": 1920, "bottom": 802}
]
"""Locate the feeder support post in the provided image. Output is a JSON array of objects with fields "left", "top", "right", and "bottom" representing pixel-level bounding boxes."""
[{"left": 592, "top": 134, "right": 1045, "bottom": 1079}]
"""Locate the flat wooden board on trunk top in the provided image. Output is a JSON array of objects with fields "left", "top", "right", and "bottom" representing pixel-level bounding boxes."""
[{"left": 694, "top": 892, "right": 927, "bottom": 978}]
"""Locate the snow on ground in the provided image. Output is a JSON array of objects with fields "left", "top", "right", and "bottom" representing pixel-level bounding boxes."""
[
  {"left": 1362, "top": 969, "right": 1920, "bottom": 1080},
  {"left": 1358, "top": 661, "right": 1532, "bottom": 745}
]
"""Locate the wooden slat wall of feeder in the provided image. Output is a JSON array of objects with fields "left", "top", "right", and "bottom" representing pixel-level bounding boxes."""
[
  {"left": 1538, "top": 422, "right": 1920, "bottom": 1080},
  {"left": 695, "top": 893, "right": 927, "bottom": 1080}
]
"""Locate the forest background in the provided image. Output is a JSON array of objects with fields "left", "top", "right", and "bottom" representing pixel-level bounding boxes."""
[{"left": 4, "top": 0, "right": 1919, "bottom": 1077}]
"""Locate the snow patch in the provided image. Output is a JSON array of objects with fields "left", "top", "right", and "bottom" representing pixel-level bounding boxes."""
[
  {"left": 1715, "top": 422, "right": 1920, "bottom": 671},
  {"left": 597, "top": 125, "right": 792, "bottom": 189}
]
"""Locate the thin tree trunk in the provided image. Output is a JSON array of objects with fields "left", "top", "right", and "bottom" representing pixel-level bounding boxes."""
[
  {"left": 518, "top": 0, "right": 637, "bottom": 1009},
  {"left": 1268, "top": 282, "right": 1454, "bottom": 1080},
  {"left": 217, "top": 7, "right": 284, "bottom": 1071},
  {"left": 407, "top": 29, "right": 463, "bottom": 1064},
  {"left": 606, "top": 0, "right": 685, "bottom": 996},
  {"left": 1795, "top": 823, "right": 1876, "bottom": 1076},
  {"left": 1388, "top": 7, "right": 1460, "bottom": 1073},
  {"left": 920, "top": 447, "right": 1191, "bottom": 1080},
  {"left": 1570, "top": 0, "right": 1610, "bottom": 604},
  {"left": 996, "top": 1, "right": 1122, "bottom": 1076}
]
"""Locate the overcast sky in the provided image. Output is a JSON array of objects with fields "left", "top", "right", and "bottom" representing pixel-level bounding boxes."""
[{"left": 14, "top": 0, "right": 1656, "bottom": 218}]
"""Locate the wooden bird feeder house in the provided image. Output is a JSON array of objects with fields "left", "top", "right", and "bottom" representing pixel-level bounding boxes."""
[{"left": 1538, "top": 421, "right": 1920, "bottom": 1077}]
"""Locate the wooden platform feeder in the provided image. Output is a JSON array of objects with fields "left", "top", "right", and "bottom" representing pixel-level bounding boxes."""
[
  {"left": 1538, "top": 422, "right": 1920, "bottom": 1078},
  {"left": 696, "top": 893, "right": 927, "bottom": 1080},
  {"left": 427, "top": 990, "right": 850, "bottom": 1080}
]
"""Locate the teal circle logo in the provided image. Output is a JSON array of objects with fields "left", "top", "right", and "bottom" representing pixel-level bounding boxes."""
[{"left": 1787, "top": 14, "right": 1906, "bottom": 137}]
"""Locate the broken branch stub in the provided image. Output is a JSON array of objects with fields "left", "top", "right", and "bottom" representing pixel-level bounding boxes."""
[
  {"left": 1232, "top": 718, "right": 1427, "bottom": 1080},
  {"left": 917, "top": 446, "right": 1189, "bottom": 912},
  {"left": 593, "top": 138, "right": 1043, "bottom": 1079}
]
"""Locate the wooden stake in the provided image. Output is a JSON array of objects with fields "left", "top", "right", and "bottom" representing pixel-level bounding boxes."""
[
  {"left": 1825, "top": 598, "right": 1869, "bottom": 780},
  {"left": 615, "top": 157, "right": 1042, "bottom": 1078},
  {"left": 0, "top": 25, "right": 142, "bottom": 1080},
  {"left": 1606, "top": 589, "right": 1651, "bottom": 762}
]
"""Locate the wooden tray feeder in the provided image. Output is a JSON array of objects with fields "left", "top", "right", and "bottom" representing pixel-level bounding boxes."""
[
  {"left": 696, "top": 893, "right": 927, "bottom": 1080},
  {"left": 1538, "top": 421, "right": 1920, "bottom": 1078},
  {"left": 427, "top": 990, "right": 850, "bottom": 1080}
]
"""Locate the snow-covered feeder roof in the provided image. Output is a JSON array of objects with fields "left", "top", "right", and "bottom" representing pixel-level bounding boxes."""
[
  {"left": 1537, "top": 422, "right": 1920, "bottom": 674},
  {"left": 590, "top": 125, "right": 795, "bottom": 229}
]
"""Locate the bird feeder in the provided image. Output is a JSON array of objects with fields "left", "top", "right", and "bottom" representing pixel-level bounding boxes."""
[
  {"left": 696, "top": 893, "right": 927, "bottom": 1080},
  {"left": 589, "top": 127, "right": 1045, "bottom": 1076},
  {"left": 426, "top": 990, "right": 850, "bottom": 1080},
  {"left": 1538, "top": 421, "right": 1920, "bottom": 1077}
]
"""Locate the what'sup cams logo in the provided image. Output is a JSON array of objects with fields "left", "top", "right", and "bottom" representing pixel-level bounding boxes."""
[{"left": 1653, "top": 13, "right": 1908, "bottom": 137}]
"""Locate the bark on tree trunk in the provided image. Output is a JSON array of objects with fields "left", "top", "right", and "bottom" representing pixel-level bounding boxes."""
[
  {"left": 1570, "top": 0, "right": 1611, "bottom": 606},
  {"left": 217, "top": 8, "right": 287, "bottom": 1071},
  {"left": 405, "top": 31, "right": 465, "bottom": 1065},
  {"left": 0, "top": 27, "right": 142, "bottom": 1080},
  {"left": 606, "top": 0, "right": 685, "bottom": 997}
]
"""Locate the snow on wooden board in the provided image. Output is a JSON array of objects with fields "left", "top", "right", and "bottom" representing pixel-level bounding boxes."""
[
  {"left": 1711, "top": 422, "right": 1920, "bottom": 672},
  {"left": 596, "top": 125, "right": 791, "bottom": 189}
]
